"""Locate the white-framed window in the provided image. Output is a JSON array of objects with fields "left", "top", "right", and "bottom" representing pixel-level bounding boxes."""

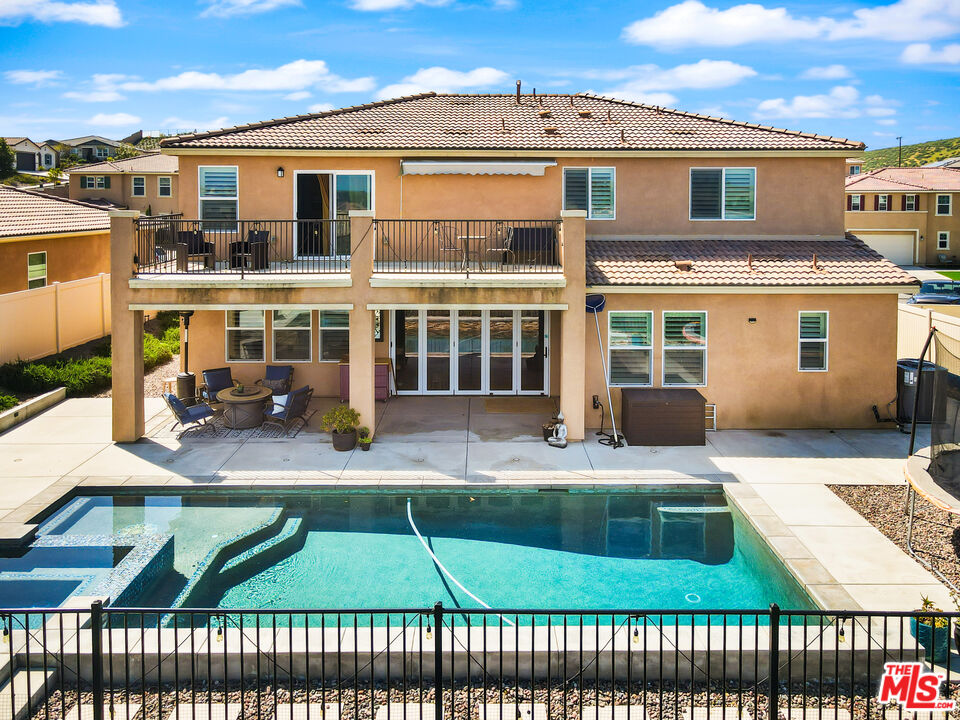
[
  {"left": 849, "top": 194, "right": 862, "bottom": 211},
  {"left": 27, "top": 251, "right": 46, "bottom": 290},
  {"left": 798, "top": 311, "right": 828, "bottom": 372},
  {"left": 158, "top": 176, "right": 172, "bottom": 197},
  {"left": 132, "top": 176, "right": 145, "bottom": 197},
  {"left": 562, "top": 167, "right": 615, "bottom": 219},
  {"left": 44, "top": 153, "right": 52, "bottom": 166},
  {"left": 199, "top": 166, "right": 238, "bottom": 230},
  {"left": 318, "top": 310, "right": 349, "bottom": 362},
  {"left": 904, "top": 194, "right": 917, "bottom": 212},
  {"left": 272, "top": 310, "right": 312, "bottom": 362},
  {"left": 937, "top": 194, "right": 952, "bottom": 216},
  {"left": 938, "top": 231, "right": 950, "bottom": 251},
  {"left": 225, "top": 310, "right": 264, "bottom": 362},
  {"left": 81, "top": 176, "right": 109, "bottom": 190},
  {"left": 848, "top": 165, "right": 861, "bottom": 175},
  {"left": 607, "top": 311, "right": 653, "bottom": 386},
  {"left": 663, "top": 311, "right": 707, "bottom": 386},
  {"left": 877, "top": 194, "right": 889, "bottom": 211},
  {"left": 689, "top": 168, "right": 756, "bottom": 220},
  {"left": 95, "top": 146, "right": 108, "bottom": 158}
]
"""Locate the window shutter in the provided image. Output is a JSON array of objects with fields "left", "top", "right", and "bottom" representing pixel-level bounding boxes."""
[
  {"left": 590, "top": 168, "right": 615, "bottom": 219},
  {"left": 723, "top": 168, "right": 755, "bottom": 219},
  {"left": 846, "top": 194, "right": 852, "bottom": 211},
  {"left": 609, "top": 312, "right": 651, "bottom": 347},
  {"left": 799, "top": 313, "right": 827, "bottom": 340},
  {"left": 901, "top": 195, "right": 907, "bottom": 211},
  {"left": 79, "top": 176, "right": 87, "bottom": 189},
  {"left": 103, "top": 176, "right": 111, "bottom": 189},
  {"left": 886, "top": 194, "right": 892, "bottom": 210},
  {"left": 690, "top": 169, "right": 722, "bottom": 219},
  {"left": 874, "top": 195, "right": 879, "bottom": 211},
  {"left": 563, "top": 169, "right": 588, "bottom": 212}
]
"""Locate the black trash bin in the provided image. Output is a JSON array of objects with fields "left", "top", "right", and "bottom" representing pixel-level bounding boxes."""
[
  {"left": 177, "top": 371, "right": 197, "bottom": 407},
  {"left": 896, "top": 358, "right": 936, "bottom": 428}
]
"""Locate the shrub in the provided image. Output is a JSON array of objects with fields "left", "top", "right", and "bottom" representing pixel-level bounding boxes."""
[
  {"left": 0, "top": 394, "right": 17, "bottom": 412},
  {"left": 143, "top": 333, "right": 173, "bottom": 370},
  {"left": 320, "top": 405, "right": 361, "bottom": 434}
]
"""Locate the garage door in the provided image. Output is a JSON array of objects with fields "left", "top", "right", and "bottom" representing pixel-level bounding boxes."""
[
  {"left": 15, "top": 151, "right": 36, "bottom": 172},
  {"left": 856, "top": 233, "right": 914, "bottom": 265}
]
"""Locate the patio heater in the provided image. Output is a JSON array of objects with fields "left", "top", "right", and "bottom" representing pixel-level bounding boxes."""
[
  {"left": 176, "top": 311, "right": 196, "bottom": 406},
  {"left": 585, "top": 294, "right": 624, "bottom": 448}
]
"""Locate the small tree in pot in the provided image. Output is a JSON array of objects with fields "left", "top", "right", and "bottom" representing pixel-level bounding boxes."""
[
  {"left": 321, "top": 405, "right": 361, "bottom": 451},
  {"left": 911, "top": 595, "right": 951, "bottom": 664}
]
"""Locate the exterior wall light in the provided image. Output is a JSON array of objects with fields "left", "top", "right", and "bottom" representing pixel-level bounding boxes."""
[
  {"left": 748, "top": 317, "right": 757, "bottom": 324},
  {"left": 277, "top": 167, "right": 285, "bottom": 178}
]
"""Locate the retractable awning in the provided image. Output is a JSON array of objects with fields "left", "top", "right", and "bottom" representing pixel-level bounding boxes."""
[{"left": 401, "top": 160, "right": 557, "bottom": 176}]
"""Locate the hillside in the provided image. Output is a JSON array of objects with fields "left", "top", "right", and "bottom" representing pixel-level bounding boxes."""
[{"left": 863, "top": 136, "right": 960, "bottom": 170}]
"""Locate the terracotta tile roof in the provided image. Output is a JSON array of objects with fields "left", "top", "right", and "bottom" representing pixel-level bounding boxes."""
[
  {"left": 585, "top": 235, "right": 916, "bottom": 287},
  {"left": 845, "top": 167, "right": 960, "bottom": 192},
  {"left": 0, "top": 185, "right": 110, "bottom": 239},
  {"left": 162, "top": 93, "right": 864, "bottom": 152},
  {"left": 66, "top": 152, "right": 178, "bottom": 175}
]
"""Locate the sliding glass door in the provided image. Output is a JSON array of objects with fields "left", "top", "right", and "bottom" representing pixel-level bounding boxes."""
[
  {"left": 457, "top": 310, "right": 483, "bottom": 393},
  {"left": 295, "top": 171, "right": 372, "bottom": 257}
]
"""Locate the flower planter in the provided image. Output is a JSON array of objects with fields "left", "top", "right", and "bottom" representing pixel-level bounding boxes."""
[
  {"left": 332, "top": 429, "right": 358, "bottom": 452},
  {"left": 911, "top": 616, "right": 951, "bottom": 664},
  {"left": 360, "top": 442, "right": 371, "bottom": 451}
]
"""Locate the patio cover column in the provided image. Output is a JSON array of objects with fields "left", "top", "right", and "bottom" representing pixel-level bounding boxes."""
[
  {"left": 109, "top": 210, "right": 145, "bottom": 442},
  {"left": 349, "top": 211, "right": 376, "bottom": 436},
  {"left": 559, "top": 210, "right": 587, "bottom": 441}
]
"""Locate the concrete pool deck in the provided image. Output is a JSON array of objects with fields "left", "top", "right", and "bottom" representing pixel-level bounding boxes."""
[{"left": 0, "top": 396, "right": 949, "bottom": 612}]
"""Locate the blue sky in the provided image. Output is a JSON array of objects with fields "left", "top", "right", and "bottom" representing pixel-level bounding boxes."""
[{"left": 1, "top": 0, "right": 958, "bottom": 149}]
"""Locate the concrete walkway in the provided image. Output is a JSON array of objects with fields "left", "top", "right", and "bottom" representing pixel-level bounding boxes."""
[{"left": 0, "top": 397, "right": 948, "bottom": 611}]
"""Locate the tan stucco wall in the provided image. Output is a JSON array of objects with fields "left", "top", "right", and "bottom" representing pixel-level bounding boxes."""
[
  {"left": 845, "top": 191, "right": 960, "bottom": 264},
  {"left": 0, "top": 231, "right": 110, "bottom": 295},
  {"left": 582, "top": 292, "right": 899, "bottom": 429},
  {"left": 70, "top": 174, "right": 179, "bottom": 215},
  {"left": 176, "top": 154, "right": 846, "bottom": 238}
]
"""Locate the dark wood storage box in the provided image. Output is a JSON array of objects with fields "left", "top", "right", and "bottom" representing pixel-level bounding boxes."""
[{"left": 620, "top": 388, "right": 706, "bottom": 446}]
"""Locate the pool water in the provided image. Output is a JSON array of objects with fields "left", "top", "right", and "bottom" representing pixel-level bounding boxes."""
[{"left": 24, "top": 491, "right": 815, "bottom": 611}]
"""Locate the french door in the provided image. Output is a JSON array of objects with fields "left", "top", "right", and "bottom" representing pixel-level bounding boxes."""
[{"left": 392, "top": 309, "right": 548, "bottom": 395}]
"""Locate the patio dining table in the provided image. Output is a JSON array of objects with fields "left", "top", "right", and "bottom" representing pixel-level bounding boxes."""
[{"left": 217, "top": 386, "right": 272, "bottom": 429}]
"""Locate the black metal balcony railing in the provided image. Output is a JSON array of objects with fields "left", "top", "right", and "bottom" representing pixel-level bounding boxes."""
[
  {"left": 2, "top": 603, "right": 956, "bottom": 720},
  {"left": 374, "top": 220, "right": 563, "bottom": 274},
  {"left": 134, "top": 219, "right": 351, "bottom": 276}
]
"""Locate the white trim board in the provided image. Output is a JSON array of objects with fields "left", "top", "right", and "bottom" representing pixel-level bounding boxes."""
[{"left": 129, "top": 303, "right": 354, "bottom": 310}]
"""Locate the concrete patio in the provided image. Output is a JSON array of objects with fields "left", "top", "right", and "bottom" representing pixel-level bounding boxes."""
[{"left": 0, "top": 396, "right": 949, "bottom": 612}]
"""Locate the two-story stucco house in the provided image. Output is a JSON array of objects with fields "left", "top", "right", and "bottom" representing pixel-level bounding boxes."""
[
  {"left": 68, "top": 152, "right": 179, "bottom": 214},
  {"left": 845, "top": 167, "right": 960, "bottom": 266},
  {"left": 108, "top": 92, "right": 915, "bottom": 443}
]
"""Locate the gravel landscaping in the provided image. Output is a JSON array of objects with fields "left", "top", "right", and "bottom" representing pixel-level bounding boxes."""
[{"left": 830, "top": 484, "right": 960, "bottom": 595}]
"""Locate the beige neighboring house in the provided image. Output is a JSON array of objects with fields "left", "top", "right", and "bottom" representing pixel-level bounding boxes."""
[
  {"left": 846, "top": 158, "right": 862, "bottom": 176},
  {"left": 67, "top": 152, "right": 179, "bottom": 214},
  {"left": 845, "top": 166, "right": 960, "bottom": 266}
]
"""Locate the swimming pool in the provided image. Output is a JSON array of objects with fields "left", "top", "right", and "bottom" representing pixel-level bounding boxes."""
[{"left": 7, "top": 489, "right": 815, "bottom": 611}]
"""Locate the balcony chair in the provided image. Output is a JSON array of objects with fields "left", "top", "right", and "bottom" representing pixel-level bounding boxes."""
[
  {"left": 257, "top": 365, "right": 294, "bottom": 395},
  {"left": 229, "top": 227, "right": 270, "bottom": 271},
  {"left": 199, "top": 367, "right": 235, "bottom": 404},
  {"left": 164, "top": 393, "right": 217, "bottom": 439},
  {"left": 176, "top": 229, "right": 216, "bottom": 271},
  {"left": 262, "top": 385, "right": 314, "bottom": 436},
  {"left": 482, "top": 223, "right": 516, "bottom": 271},
  {"left": 434, "top": 222, "right": 466, "bottom": 271}
]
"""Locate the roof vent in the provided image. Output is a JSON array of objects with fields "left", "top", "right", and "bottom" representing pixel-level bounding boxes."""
[
  {"left": 538, "top": 109, "right": 552, "bottom": 118},
  {"left": 544, "top": 126, "right": 559, "bottom": 135},
  {"left": 578, "top": 109, "right": 592, "bottom": 118},
  {"left": 674, "top": 260, "right": 693, "bottom": 272}
]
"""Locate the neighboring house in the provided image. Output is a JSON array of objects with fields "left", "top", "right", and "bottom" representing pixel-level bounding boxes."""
[
  {"left": 925, "top": 157, "right": 960, "bottom": 168},
  {"left": 0, "top": 185, "right": 110, "bottom": 295},
  {"left": 846, "top": 158, "right": 862, "bottom": 176},
  {"left": 845, "top": 166, "right": 960, "bottom": 265},
  {"left": 67, "top": 152, "right": 179, "bottom": 215},
  {"left": 108, "top": 92, "right": 915, "bottom": 443},
  {"left": 3, "top": 137, "right": 49, "bottom": 171},
  {"left": 60, "top": 135, "right": 122, "bottom": 163},
  {"left": 38, "top": 141, "right": 60, "bottom": 170}
]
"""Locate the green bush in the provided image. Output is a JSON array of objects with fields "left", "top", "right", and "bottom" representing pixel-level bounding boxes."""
[
  {"left": 143, "top": 333, "right": 173, "bottom": 370},
  {"left": 0, "top": 394, "right": 17, "bottom": 412}
]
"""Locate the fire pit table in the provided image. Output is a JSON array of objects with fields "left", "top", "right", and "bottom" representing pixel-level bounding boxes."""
[{"left": 216, "top": 386, "right": 272, "bottom": 429}]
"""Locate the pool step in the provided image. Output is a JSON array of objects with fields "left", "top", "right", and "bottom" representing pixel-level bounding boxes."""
[
  {"left": 681, "top": 709, "right": 754, "bottom": 720},
  {"left": 581, "top": 707, "right": 650, "bottom": 720},
  {"left": 220, "top": 515, "right": 306, "bottom": 580},
  {"left": 480, "top": 704, "right": 548, "bottom": 720},
  {"left": 274, "top": 703, "right": 340, "bottom": 720},
  {"left": 657, "top": 506, "right": 731, "bottom": 516},
  {"left": 64, "top": 702, "right": 142, "bottom": 720},
  {"left": 0, "top": 668, "right": 57, "bottom": 720},
  {"left": 163, "top": 703, "right": 242, "bottom": 720}
]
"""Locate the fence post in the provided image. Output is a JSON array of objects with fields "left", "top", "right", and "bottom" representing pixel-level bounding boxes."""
[
  {"left": 53, "top": 282, "right": 62, "bottom": 354},
  {"left": 91, "top": 600, "right": 104, "bottom": 720},
  {"left": 434, "top": 601, "right": 443, "bottom": 720},
  {"left": 768, "top": 603, "right": 779, "bottom": 720}
]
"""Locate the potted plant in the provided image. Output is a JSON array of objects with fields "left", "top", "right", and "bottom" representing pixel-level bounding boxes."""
[
  {"left": 911, "top": 595, "right": 951, "bottom": 663},
  {"left": 320, "top": 405, "right": 361, "bottom": 451},
  {"left": 542, "top": 421, "right": 557, "bottom": 441},
  {"left": 358, "top": 426, "right": 372, "bottom": 451}
]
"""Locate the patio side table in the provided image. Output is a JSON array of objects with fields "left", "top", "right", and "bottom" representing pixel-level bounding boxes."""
[{"left": 216, "top": 386, "right": 272, "bottom": 429}]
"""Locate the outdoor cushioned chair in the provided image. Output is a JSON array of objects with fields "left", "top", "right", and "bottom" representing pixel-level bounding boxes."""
[
  {"left": 199, "top": 367, "right": 234, "bottom": 404},
  {"left": 164, "top": 393, "right": 216, "bottom": 439},
  {"left": 176, "top": 229, "right": 216, "bottom": 271},
  {"left": 262, "top": 385, "right": 314, "bottom": 435},
  {"left": 257, "top": 365, "right": 294, "bottom": 395}
]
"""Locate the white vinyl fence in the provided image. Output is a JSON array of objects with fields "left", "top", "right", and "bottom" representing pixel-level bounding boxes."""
[
  {"left": 0, "top": 273, "right": 111, "bottom": 363},
  {"left": 899, "top": 303, "right": 960, "bottom": 360}
]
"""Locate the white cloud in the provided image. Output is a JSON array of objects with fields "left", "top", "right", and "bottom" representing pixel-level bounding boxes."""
[
  {"left": 88, "top": 112, "right": 140, "bottom": 126},
  {"left": 120, "top": 60, "right": 375, "bottom": 94},
  {"left": 5, "top": 69, "right": 62, "bottom": 85},
  {"left": 585, "top": 60, "right": 755, "bottom": 103},
  {"left": 349, "top": 0, "right": 450, "bottom": 10},
  {"left": 200, "top": 0, "right": 300, "bottom": 17},
  {"left": 377, "top": 66, "right": 509, "bottom": 99},
  {"left": 800, "top": 64, "right": 851, "bottom": 80},
  {"left": 876, "top": 118, "right": 898, "bottom": 125},
  {"left": 161, "top": 116, "right": 230, "bottom": 131},
  {"left": 902, "top": 42, "right": 960, "bottom": 63},
  {"left": 308, "top": 102, "right": 334, "bottom": 113},
  {"left": 754, "top": 85, "right": 898, "bottom": 120},
  {"left": 0, "top": 0, "right": 123, "bottom": 27},
  {"left": 284, "top": 91, "right": 311, "bottom": 101},
  {"left": 62, "top": 72, "right": 127, "bottom": 102},
  {"left": 623, "top": 0, "right": 960, "bottom": 47}
]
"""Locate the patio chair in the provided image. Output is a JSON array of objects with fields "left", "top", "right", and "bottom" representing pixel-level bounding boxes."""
[
  {"left": 482, "top": 223, "right": 516, "bottom": 271},
  {"left": 176, "top": 229, "right": 216, "bottom": 271},
  {"left": 163, "top": 393, "right": 217, "bottom": 439},
  {"left": 262, "top": 385, "right": 314, "bottom": 435},
  {"left": 199, "top": 367, "right": 235, "bottom": 404},
  {"left": 257, "top": 365, "right": 294, "bottom": 395}
]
